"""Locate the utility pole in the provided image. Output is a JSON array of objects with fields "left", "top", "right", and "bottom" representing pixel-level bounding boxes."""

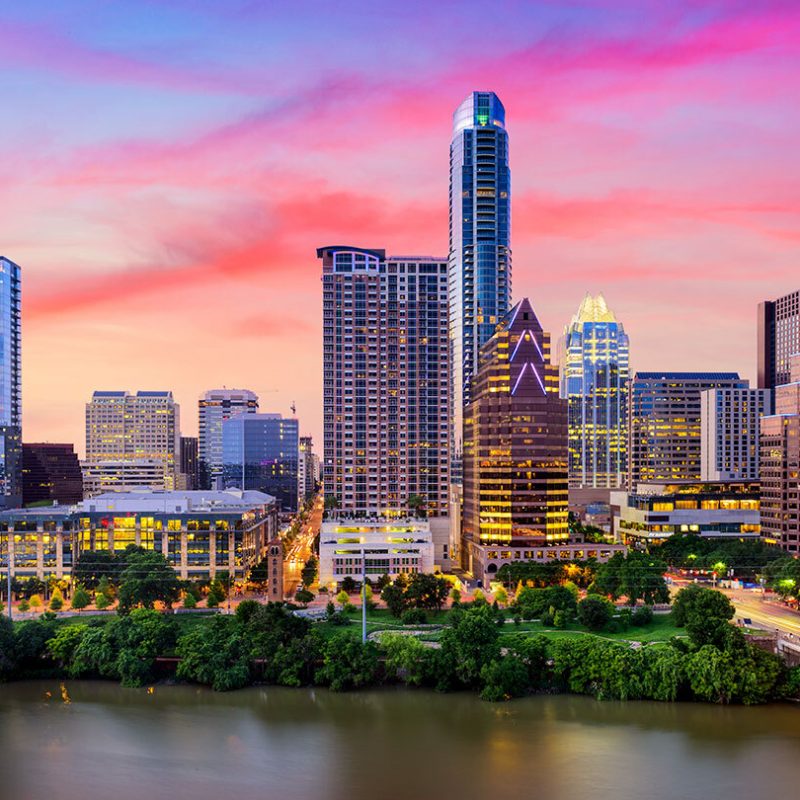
[
  {"left": 4, "top": 544, "right": 11, "bottom": 620},
  {"left": 361, "top": 543, "right": 367, "bottom": 644}
]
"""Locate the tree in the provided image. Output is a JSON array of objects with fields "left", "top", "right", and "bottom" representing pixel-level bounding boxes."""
[
  {"left": 341, "top": 576, "right": 358, "bottom": 594},
  {"left": 380, "top": 632, "right": 429, "bottom": 686},
  {"left": 72, "top": 549, "right": 123, "bottom": 590},
  {"left": 381, "top": 581, "right": 409, "bottom": 618},
  {"left": 95, "top": 593, "right": 110, "bottom": 610},
  {"left": 480, "top": 656, "right": 529, "bottom": 701},
  {"left": 493, "top": 586, "right": 508, "bottom": 606},
  {"left": 619, "top": 552, "right": 669, "bottom": 606},
  {"left": 407, "top": 493, "right": 427, "bottom": 518},
  {"left": 71, "top": 586, "right": 90, "bottom": 612},
  {"left": 177, "top": 616, "right": 250, "bottom": 691},
  {"left": 438, "top": 604, "right": 500, "bottom": 688},
  {"left": 336, "top": 589, "right": 350, "bottom": 609},
  {"left": 183, "top": 593, "right": 197, "bottom": 609},
  {"left": 672, "top": 585, "right": 735, "bottom": 648},
  {"left": 323, "top": 495, "right": 340, "bottom": 512},
  {"left": 405, "top": 573, "right": 450, "bottom": 611},
  {"left": 49, "top": 587, "right": 64, "bottom": 612},
  {"left": 249, "top": 557, "right": 270, "bottom": 587},
  {"left": 295, "top": 588, "right": 314, "bottom": 606},
  {"left": 117, "top": 549, "right": 182, "bottom": 613},
  {"left": 28, "top": 594, "right": 42, "bottom": 612},
  {"left": 315, "top": 634, "right": 379, "bottom": 691},
  {"left": 577, "top": 594, "right": 614, "bottom": 631},
  {"left": 300, "top": 556, "right": 318, "bottom": 588}
]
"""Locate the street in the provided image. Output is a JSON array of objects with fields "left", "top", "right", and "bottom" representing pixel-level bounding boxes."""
[{"left": 282, "top": 493, "right": 323, "bottom": 599}]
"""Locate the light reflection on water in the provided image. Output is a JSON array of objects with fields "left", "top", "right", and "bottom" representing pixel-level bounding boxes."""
[{"left": 1, "top": 682, "right": 799, "bottom": 800}]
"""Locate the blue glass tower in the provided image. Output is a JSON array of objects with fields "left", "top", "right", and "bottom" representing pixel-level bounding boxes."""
[
  {"left": 449, "top": 92, "right": 511, "bottom": 481},
  {"left": 558, "top": 294, "right": 630, "bottom": 488},
  {"left": 221, "top": 413, "right": 299, "bottom": 513},
  {"left": 0, "top": 257, "right": 21, "bottom": 509}
]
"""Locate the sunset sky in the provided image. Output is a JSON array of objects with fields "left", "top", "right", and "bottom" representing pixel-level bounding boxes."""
[{"left": 4, "top": 0, "right": 800, "bottom": 454}]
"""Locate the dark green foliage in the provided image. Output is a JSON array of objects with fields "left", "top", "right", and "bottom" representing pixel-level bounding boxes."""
[
  {"left": 117, "top": 549, "right": 181, "bottom": 613},
  {"left": 381, "top": 580, "right": 409, "bottom": 618},
  {"left": 480, "top": 656, "right": 529, "bottom": 701},
  {"left": 630, "top": 605, "right": 654, "bottom": 627},
  {"left": 404, "top": 573, "right": 450, "bottom": 611},
  {"left": 658, "top": 534, "right": 784, "bottom": 581},
  {"left": 577, "top": 595, "right": 615, "bottom": 631},
  {"left": 380, "top": 633, "right": 430, "bottom": 686},
  {"left": 401, "top": 608, "right": 428, "bottom": 625},
  {"left": 72, "top": 550, "right": 123, "bottom": 590},
  {"left": 295, "top": 588, "right": 314, "bottom": 606},
  {"left": 514, "top": 585, "right": 577, "bottom": 620},
  {"left": 593, "top": 552, "right": 669, "bottom": 606},
  {"left": 71, "top": 586, "right": 90, "bottom": 611},
  {"left": 235, "top": 599, "right": 261, "bottom": 624},
  {"left": 177, "top": 616, "right": 250, "bottom": 691},
  {"left": 300, "top": 556, "right": 318, "bottom": 588},
  {"left": 439, "top": 604, "right": 500, "bottom": 688},
  {"left": 13, "top": 617, "right": 59, "bottom": 672},
  {"left": 341, "top": 576, "right": 358, "bottom": 594},
  {"left": 496, "top": 559, "right": 597, "bottom": 589},
  {"left": 672, "top": 585, "right": 735, "bottom": 648},
  {"left": 0, "top": 615, "right": 15, "bottom": 678},
  {"left": 315, "top": 634, "right": 379, "bottom": 691},
  {"left": 764, "top": 557, "right": 800, "bottom": 600}
]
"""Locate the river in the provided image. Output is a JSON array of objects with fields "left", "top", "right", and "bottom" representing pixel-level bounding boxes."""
[{"left": 1, "top": 681, "right": 799, "bottom": 800}]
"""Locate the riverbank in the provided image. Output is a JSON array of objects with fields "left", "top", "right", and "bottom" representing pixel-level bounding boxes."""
[{"left": 3, "top": 598, "right": 798, "bottom": 705}]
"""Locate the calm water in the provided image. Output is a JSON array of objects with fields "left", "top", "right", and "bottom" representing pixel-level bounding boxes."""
[{"left": 1, "top": 682, "right": 799, "bottom": 800}]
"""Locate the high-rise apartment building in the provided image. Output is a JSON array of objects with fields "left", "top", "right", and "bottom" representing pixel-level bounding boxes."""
[
  {"left": 757, "top": 289, "right": 800, "bottom": 390},
  {"left": 760, "top": 355, "right": 800, "bottom": 554},
  {"left": 84, "top": 391, "right": 180, "bottom": 491},
  {"left": 198, "top": 389, "right": 259, "bottom": 489},
  {"left": 628, "top": 373, "right": 747, "bottom": 488},
  {"left": 22, "top": 443, "right": 83, "bottom": 506},
  {"left": 558, "top": 294, "right": 630, "bottom": 489},
  {"left": 222, "top": 413, "right": 299, "bottom": 513},
  {"left": 449, "top": 91, "right": 511, "bottom": 477},
  {"left": 700, "top": 388, "right": 771, "bottom": 481},
  {"left": 179, "top": 435, "right": 199, "bottom": 490},
  {"left": 298, "top": 435, "right": 317, "bottom": 504},
  {"left": 0, "top": 256, "right": 21, "bottom": 509},
  {"left": 462, "top": 298, "right": 569, "bottom": 582},
  {"left": 319, "top": 246, "right": 450, "bottom": 519}
]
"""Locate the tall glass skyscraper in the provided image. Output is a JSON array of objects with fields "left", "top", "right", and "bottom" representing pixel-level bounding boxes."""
[
  {"left": 221, "top": 413, "right": 299, "bottom": 513},
  {"left": 0, "top": 256, "right": 21, "bottom": 509},
  {"left": 449, "top": 91, "right": 511, "bottom": 479},
  {"left": 558, "top": 294, "right": 630, "bottom": 489}
]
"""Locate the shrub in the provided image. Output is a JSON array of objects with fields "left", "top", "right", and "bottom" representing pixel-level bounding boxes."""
[
  {"left": 553, "top": 610, "right": 568, "bottom": 629},
  {"left": 18, "top": 599, "right": 30, "bottom": 612},
  {"left": 577, "top": 594, "right": 615, "bottom": 631},
  {"left": 401, "top": 608, "right": 428, "bottom": 625},
  {"left": 49, "top": 588, "right": 64, "bottom": 612},
  {"left": 183, "top": 593, "right": 197, "bottom": 609},
  {"left": 631, "top": 605, "right": 654, "bottom": 627},
  {"left": 71, "top": 586, "right": 90, "bottom": 611},
  {"left": 95, "top": 593, "right": 110, "bottom": 610}
]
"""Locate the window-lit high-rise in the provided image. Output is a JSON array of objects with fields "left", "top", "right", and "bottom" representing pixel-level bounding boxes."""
[
  {"left": 558, "top": 294, "right": 629, "bottom": 489},
  {"left": 757, "top": 289, "right": 800, "bottom": 390},
  {"left": 462, "top": 298, "right": 568, "bottom": 583},
  {"left": 0, "top": 256, "right": 21, "bottom": 509},
  {"left": 628, "top": 373, "right": 747, "bottom": 487},
  {"left": 84, "top": 391, "right": 180, "bottom": 492},
  {"left": 318, "top": 246, "right": 450, "bottom": 535},
  {"left": 449, "top": 91, "right": 511, "bottom": 479},
  {"left": 198, "top": 388, "right": 259, "bottom": 489}
]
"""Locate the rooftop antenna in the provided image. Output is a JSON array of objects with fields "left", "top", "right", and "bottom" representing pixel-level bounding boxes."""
[{"left": 290, "top": 400, "right": 296, "bottom": 416}]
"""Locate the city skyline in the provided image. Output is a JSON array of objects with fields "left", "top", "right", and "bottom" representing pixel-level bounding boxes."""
[{"left": 4, "top": 1, "right": 800, "bottom": 454}]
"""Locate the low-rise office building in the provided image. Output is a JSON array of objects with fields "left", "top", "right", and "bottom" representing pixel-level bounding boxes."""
[
  {"left": 611, "top": 482, "right": 760, "bottom": 545},
  {"left": 0, "top": 489, "right": 279, "bottom": 582},
  {"left": 318, "top": 517, "right": 435, "bottom": 588}
]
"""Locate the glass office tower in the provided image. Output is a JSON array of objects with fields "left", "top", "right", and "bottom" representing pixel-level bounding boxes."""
[
  {"left": 559, "top": 294, "right": 630, "bottom": 488},
  {"left": 449, "top": 91, "right": 511, "bottom": 479},
  {"left": 221, "top": 413, "right": 299, "bottom": 513},
  {"left": 0, "top": 256, "right": 21, "bottom": 509}
]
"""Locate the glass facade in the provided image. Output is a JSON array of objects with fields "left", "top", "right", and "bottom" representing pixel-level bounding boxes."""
[
  {"left": 222, "top": 413, "right": 299, "bottom": 512},
  {"left": 0, "top": 256, "right": 21, "bottom": 509},
  {"left": 628, "top": 373, "right": 748, "bottom": 487},
  {"left": 558, "top": 294, "right": 629, "bottom": 489},
  {"left": 757, "top": 290, "right": 800, "bottom": 390},
  {"left": 449, "top": 92, "right": 511, "bottom": 484},
  {"left": 198, "top": 389, "right": 259, "bottom": 489}
]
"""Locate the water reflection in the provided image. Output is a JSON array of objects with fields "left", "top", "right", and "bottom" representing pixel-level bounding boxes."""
[{"left": 0, "top": 682, "right": 799, "bottom": 800}]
